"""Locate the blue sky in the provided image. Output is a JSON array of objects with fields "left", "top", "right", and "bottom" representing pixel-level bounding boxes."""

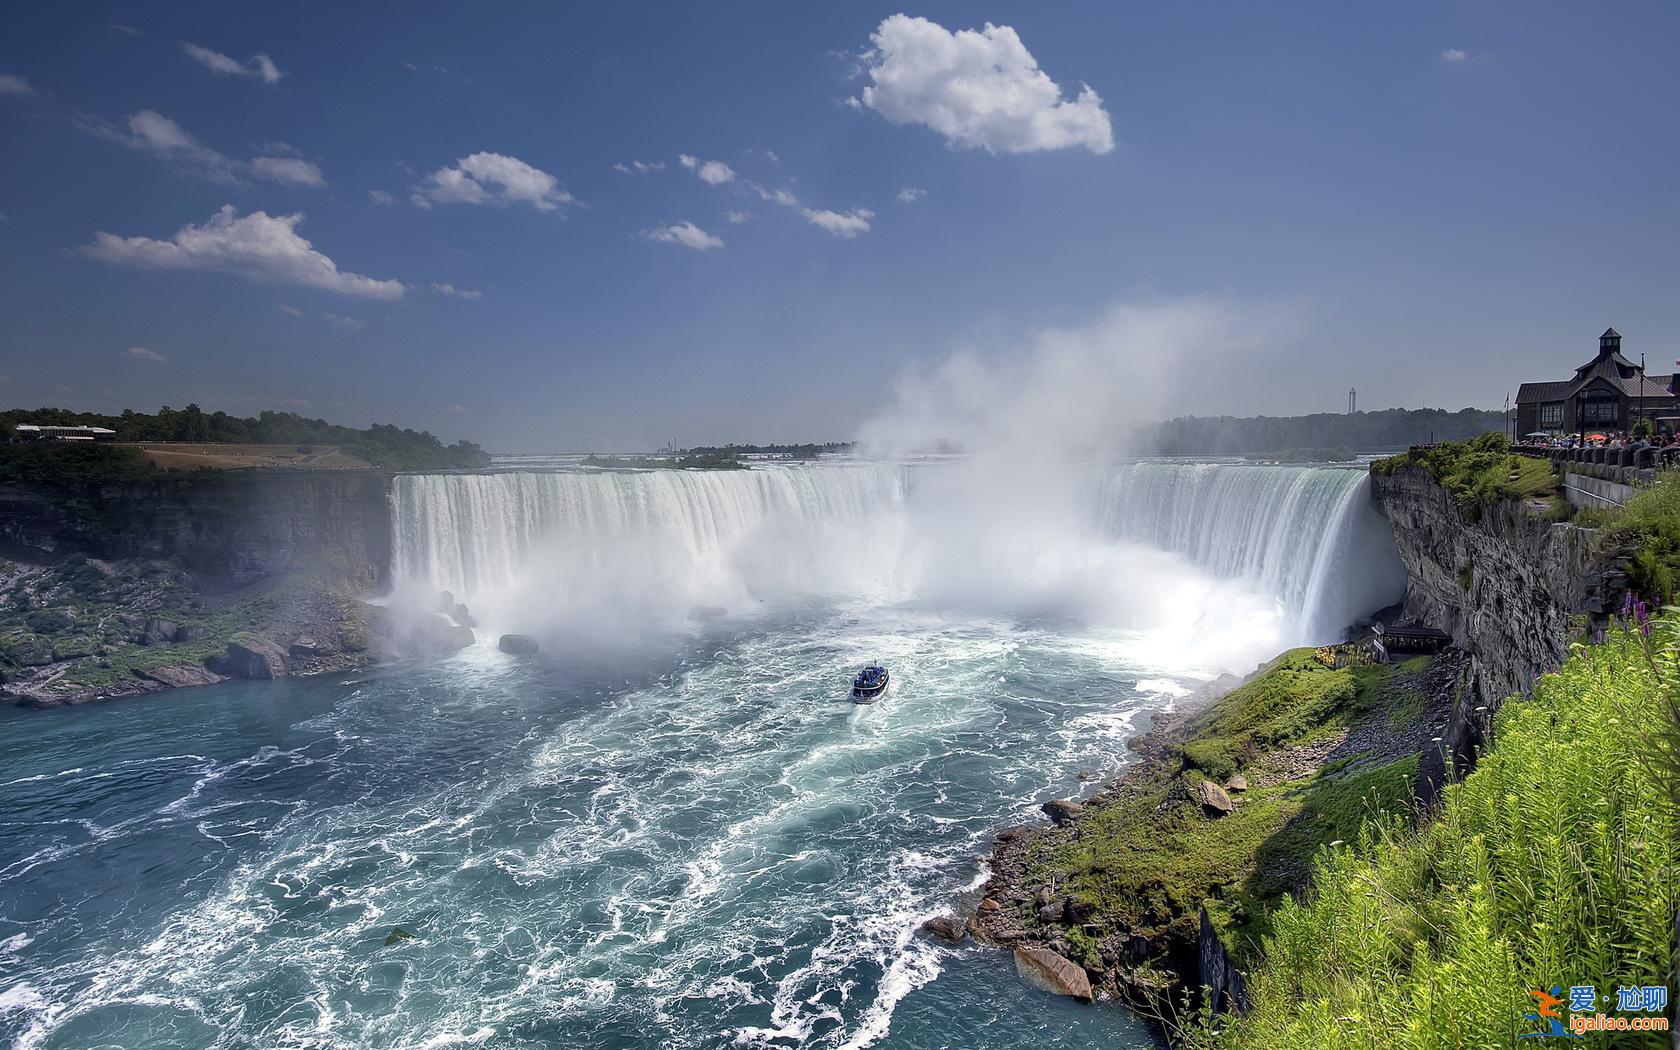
[{"left": 1, "top": 2, "right": 1677, "bottom": 450}]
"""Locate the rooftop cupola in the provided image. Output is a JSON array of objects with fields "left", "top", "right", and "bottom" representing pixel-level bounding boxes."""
[{"left": 1600, "top": 327, "right": 1622, "bottom": 353}]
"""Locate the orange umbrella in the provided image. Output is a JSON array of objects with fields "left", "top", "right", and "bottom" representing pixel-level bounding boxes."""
[{"left": 1586, "top": 432, "right": 1607, "bottom": 441}]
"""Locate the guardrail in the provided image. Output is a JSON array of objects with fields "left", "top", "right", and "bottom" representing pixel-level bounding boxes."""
[{"left": 1511, "top": 444, "right": 1674, "bottom": 490}]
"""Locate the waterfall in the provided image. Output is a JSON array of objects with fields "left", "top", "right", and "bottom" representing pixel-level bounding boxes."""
[
  {"left": 1098, "top": 461, "right": 1406, "bottom": 642},
  {"left": 391, "top": 459, "right": 1403, "bottom": 646}
]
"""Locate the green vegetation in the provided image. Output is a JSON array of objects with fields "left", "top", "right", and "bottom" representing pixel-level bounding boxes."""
[
  {"left": 1605, "top": 473, "right": 1680, "bottom": 604},
  {"left": 1150, "top": 407, "right": 1503, "bottom": 457},
  {"left": 1372, "top": 433, "right": 1559, "bottom": 513},
  {"left": 1192, "top": 624, "right": 1679, "bottom": 1049},
  {"left": 1025, "top": 651, "right": 1433, "bottom": 962},
  {"left": 1, "top": 405, "right": 489, "bottom": 470},
  {"left": 582, "top": 451, "right": 746, "bottom": 470},
  {"left": 0, "top": 442, "right": 181, "bottom": 488},
  {"left": 679, "top": 442, "right": 852, "bottom": 460}
]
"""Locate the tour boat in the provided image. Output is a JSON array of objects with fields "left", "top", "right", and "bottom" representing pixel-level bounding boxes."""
[{"left": 851, "top": 663, "right": 889, "bottom": 703}]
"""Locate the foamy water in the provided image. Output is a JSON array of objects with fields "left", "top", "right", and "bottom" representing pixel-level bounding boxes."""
[
  {"left": 1, "top": 608, "right": 1177, "bottom": 1049},
  {"left": 0, "top": 458, "right": 1404, "bottom": 1048}
]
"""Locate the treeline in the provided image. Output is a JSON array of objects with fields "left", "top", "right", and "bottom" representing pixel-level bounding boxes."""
[
  {"left": 1, "top": 405, "right": 490, "bottom": 470},
  {"left": 680, "top": 442, "right": 852, "bottom": 460},
  {"left": 1144, "top": 408, "right": 1503, "bottom": 456}
]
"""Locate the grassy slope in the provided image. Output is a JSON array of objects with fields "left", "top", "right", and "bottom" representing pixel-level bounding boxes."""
[
  {"left": 1372, "top": 433, "right": 1559, "bottom": 512},
  {"left": 1194, "top": 626, "right": 1679, "bottom": 1049},
  {"left": 1024, "top": 651, "right": 1433, "bottom": 970}
]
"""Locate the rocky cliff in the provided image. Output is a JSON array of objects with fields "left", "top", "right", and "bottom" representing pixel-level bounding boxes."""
[
  {"left": 0, "top": 470, "right": 393, "bottom": 589},
  {"left": 0, "top": 470, "right": 472, "bottom": 709},
  {"left": 1370, "top": 465, "right": 1623, "bottom": 707}
]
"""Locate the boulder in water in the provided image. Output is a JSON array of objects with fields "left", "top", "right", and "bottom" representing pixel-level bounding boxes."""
[
  {"left": 225, "top": 635, "right": 288, "bottom": 679},
  {"left": 919, "top": 916, "right": 967, "bottom": 943},
  {"left": 1013, "top": 947, "right": 1094, "bottom": 1002},
  {"left": 499, "top": 633, "right": 540, "bottom": 655},
  {"left": 384, "top": 926, "right": 415, "bottom": 946},
  {"left": 1041, "top": 799, "right": 1083, "bottom": 826}
]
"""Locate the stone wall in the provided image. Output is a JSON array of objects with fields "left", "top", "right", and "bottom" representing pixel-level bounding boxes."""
[{"left": 0, "top": 471, "right": 394, "bottom": 590}]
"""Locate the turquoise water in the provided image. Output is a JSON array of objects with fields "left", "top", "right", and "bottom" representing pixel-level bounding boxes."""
[
  {"left": 2, "top": 459, "right": 1402, "bottom": 1048},
  {"left": 0, "top": 605, "right": 1177, "bottom": 1049}
]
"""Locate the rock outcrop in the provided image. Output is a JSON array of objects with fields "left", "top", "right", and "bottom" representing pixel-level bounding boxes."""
[
  {"left": 1041, "top": 799, "right": 1083, "bottom": 826},
  {"left": 1371, "top": 465, "right": 1621, "bottom": 708},
  {"left": 136, "top": 664, "right": 225, "bottom": 689},
  {"left": 498, "top": 633, "right": 540, "bottom": 655},
  {"left": 224, "top": 635, "right": 289, "bottom": 679},
  {"left": 1191, "top": 779, "right": 1234, "bottom": 816},
  {"left": 1197, "top": 907, "right": 1250, "bottom": 1016},
  {"left": 1012, "top": 947, "right": 1094, "bottom": 1002},
  {"left": 1371, "top": 465, "right": 1627, "bottom": 800},
  {"left": 0, "top": 472, "right": 393, "bottom": 589},
  {"left": 919, "top": 916, "right": 967, "bottom": 943}
]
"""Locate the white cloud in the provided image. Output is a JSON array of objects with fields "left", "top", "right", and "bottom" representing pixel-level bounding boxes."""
[
  {"left": 854, "top": 15, "right": 1114, "bottom": 155},
  {"left": 368, "top": 189, "right": 395, "bottom": 206},
  {"left": 744, "top": 180, "right": 875, "bottom": 237},
  {"left": 278, "top": 303, "right": 302, "bottom": 315},
  {"left": 124, "top": 346, "right": 167, "bottom": 363},
  {"left": 82, "top": 205, "right": 405, "bottom": 300},
  {"left": 725, "top": 210, "right": 749, "bottom": 224},
  {"left": 413, "top": 152, "right": 574, "bottom": 211},
  {"left": 642, "top": 221, "right": 724, "bottom": 251},
  {"left": 1441, "top": 48, "right": 1469, "bottom": 62},
  {"left": 110, "top": 24, "right": 140, "bottom": 36},
  {"left": 323, "top": 313, "right": 366, "bottom": 330},
  {"left": 181, "top": 42, "right": 284, "bottom": 83},
  {"left": 94, "top": 110, "right": 324, "bottom": 187},
  {"left": 0, "top": 73, "right": 35, "bottom": 96},
  {"left": 897, "top": 186, "right": 926, "bottom": 203},
  {"left": 800, "top": 207, "right": 874, "bottom": 238},
  {"left": 677, "top": 154, "right": 736, "bottom": 185},
  {"left": 444, "top": 404, "right": 467, "bottom": 414},
  {"left": 250, "top": 155, "right": 325, "bottom": 186},
  {"left": 613, "top": 159, "right": 665, "bottom": 174},
  {"left": 431, "top": 282, "right": 483, "bottom": 300}
]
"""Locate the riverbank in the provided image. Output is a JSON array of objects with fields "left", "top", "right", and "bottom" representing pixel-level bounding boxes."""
[
  {"left": 963, "top": 645, "right": 1465, "bottom": 1018},
  {"left": 958, "top": 437, "right": 1676, "bottom": 1045}
]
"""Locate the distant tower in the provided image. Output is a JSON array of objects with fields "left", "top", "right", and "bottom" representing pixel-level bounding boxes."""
[{"left": 1348, "top": 388, "right": 1357, "bottom": 415}]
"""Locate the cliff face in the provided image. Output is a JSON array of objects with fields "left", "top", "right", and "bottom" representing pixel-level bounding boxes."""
[
  {"left": 0, "top": 471, "right": 394, "bottom": 589},
  {"left": 1370, "top": 465, "right": 1623, "bottom": 708}
]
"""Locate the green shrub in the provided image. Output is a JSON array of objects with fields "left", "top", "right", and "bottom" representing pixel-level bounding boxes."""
[
  {"left": 1372, "top": 434, "right": 1558, "bottom": 513},
  {"left": 1608, "top": 471, "right": 1680, "bottom": 603}
]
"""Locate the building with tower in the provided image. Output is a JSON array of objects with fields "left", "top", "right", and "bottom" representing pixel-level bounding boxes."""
[{"left": 1514, "top": 328, "right": 1679, "bottom": 436}]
